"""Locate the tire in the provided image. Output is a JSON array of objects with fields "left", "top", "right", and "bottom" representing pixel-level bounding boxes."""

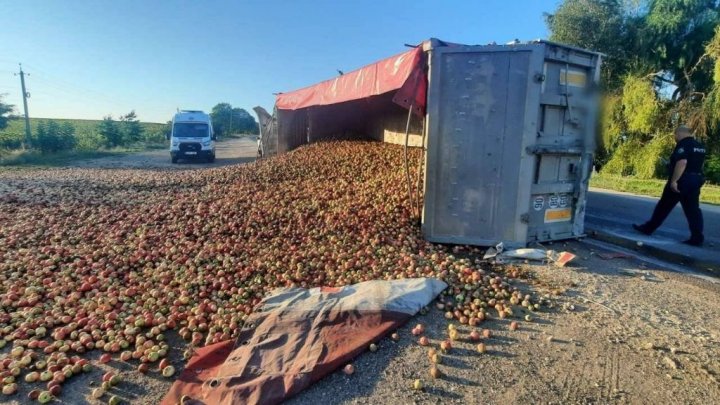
[
  {"left": 207, "top": 154, "right": 215, "bottom": 163},
  {"left": 171, "top": 156, "right": 178, "bottom": 164}
]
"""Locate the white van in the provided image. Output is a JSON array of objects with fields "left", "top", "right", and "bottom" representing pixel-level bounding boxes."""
[{"left": 168, "top": 110, "right": 216, "bottom": 163}]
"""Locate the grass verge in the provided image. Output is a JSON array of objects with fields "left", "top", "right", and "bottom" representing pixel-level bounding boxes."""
[
  {"left": 0, "top": 142, "right": 166, "bottom": 167},
  {"left": 590, "top": 174, "right": 720, "bottom": 205}
]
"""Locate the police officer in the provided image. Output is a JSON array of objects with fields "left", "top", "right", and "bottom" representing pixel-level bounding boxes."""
[{"left": 633, "top": 125, "right": 706, "bottom": 246}]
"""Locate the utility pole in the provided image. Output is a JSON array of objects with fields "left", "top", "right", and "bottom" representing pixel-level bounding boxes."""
[{"left": 15, "top": 64, "right": 31, "bottom": 149}]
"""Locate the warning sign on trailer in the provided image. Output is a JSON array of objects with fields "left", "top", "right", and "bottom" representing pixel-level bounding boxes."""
[{"left": 544, "top": 208, "right": 572, "bottom": 223}]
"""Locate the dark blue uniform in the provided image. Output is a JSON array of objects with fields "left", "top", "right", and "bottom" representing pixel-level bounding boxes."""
[{"left": 635, "top": 137, "right": 706, "bottom": 245}]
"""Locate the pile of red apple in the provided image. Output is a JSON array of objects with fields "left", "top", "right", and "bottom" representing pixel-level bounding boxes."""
[{"left": 0, "top": 140, "right": 539, "bottom": 400}]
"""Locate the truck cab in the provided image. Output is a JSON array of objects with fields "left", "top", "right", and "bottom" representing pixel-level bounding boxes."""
[{"left": 169, "top": 110, "right": 216, "bottom": 163}]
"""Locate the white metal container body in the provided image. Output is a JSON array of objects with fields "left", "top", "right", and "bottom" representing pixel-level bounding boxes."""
[{"left": 422, "top": 42, "right": 601, "bottom": 246}]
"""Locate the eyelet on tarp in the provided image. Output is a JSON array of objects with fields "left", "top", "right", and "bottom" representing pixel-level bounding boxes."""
[{"left": 209, "top": 379, "right": 219, "bottom": 388}]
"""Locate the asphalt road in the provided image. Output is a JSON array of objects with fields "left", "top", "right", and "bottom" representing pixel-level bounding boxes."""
[
  {"left": 586, "top": 187, "right": 720, "bottom": 244},
  {"left": 72, "top": 136, "right": 258, "bottom": 169}
]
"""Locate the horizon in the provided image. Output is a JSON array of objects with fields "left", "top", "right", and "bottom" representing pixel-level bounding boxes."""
[{"left": 1, "top": 0, "right": 554, "bottom": 123}]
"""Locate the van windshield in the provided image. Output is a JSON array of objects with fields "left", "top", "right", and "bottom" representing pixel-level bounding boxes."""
[{"left": 173, "top": 123, "right": 209, "bottom": 138}]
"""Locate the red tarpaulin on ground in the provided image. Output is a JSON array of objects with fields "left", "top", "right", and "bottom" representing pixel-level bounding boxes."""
[
  {"left": 275, "top": 47, "right": 427, "bottom": 115},
  {"left": 161, "top": 278, "right": 446, "bottom": 405}
]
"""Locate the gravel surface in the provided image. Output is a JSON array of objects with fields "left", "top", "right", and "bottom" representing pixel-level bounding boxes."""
[
  {"left": 288, "top": 241, "right": 720, "bottom": 405},
  {"left": 71, "top": 136, "right": 258, "bottom": 170},
  {"left": 5, "top": 240, "right": 718, "bottom": 404}
]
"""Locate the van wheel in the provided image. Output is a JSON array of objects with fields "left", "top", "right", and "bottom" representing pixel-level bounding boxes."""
[
  {"left": 207, "top": 154, "right": 215, "bottom": 163},
  {"left": 171, "top": 156, "right": 178, "bottom": 164}
]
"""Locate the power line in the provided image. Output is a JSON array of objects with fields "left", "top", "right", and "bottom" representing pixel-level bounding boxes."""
[
  {"left": 22, "top": 63, "right": 134, "bottom": 107},
  {"left": 13, "top": 63, "right": 159, "bottom": 120},
  {"left": 30, "top": 75, "right": 127, "bottom": 110},
  {"left": 16, "top": 66, "right": 136, "bottom": 117}
]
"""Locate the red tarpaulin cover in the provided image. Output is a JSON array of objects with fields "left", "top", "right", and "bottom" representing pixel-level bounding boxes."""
[
  {"left": 161, "top": 278, "right": 446, "bottom": 405},
  {"left": 275, "top": 47, "right": 426, "bottom": 114}
]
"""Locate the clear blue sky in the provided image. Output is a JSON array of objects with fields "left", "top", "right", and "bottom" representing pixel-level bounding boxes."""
[{"left": 0, "top": 0, "right": 556, "bottom": 123}]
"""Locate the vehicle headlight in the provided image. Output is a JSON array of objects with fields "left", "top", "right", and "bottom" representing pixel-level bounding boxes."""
[
  {"left": 171, "top": 140, "right": 179, "bottom": 146},
  {"left": 202, "top": 140, "right": 211, "bottom": 147}
]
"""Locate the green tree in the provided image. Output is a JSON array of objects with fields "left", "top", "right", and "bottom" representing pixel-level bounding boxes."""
[
  {"left": 58, "top": 121, "right": 77, "bottom": 151},
  {"left": 119, "top": 110, "right": 143, "bottom": 143},
  {"left": 98, "top": 116, "right": 122, "bottom": 148},
  {"left": 700, "top": 25, "right": 720, "bottom": 156},
  {"left": 232, "top": 107, "right": 259, "bottom": 134},
  {"left": 545, "top": 0, "right": 634, "bottom": 88},
  {"left": 35, "top": 120, "right": 48, "bottom": 148},
  {"left": 210, "top": 103, "right": 233, "bottom": 136},
  {"left": 211, "top": 103, "right": 259, "bottom": 136},
  {"left": 621, "top": 75, "right": 661, "bottom": 134},
  {"left": 35, "top": 120, "right": 76, "bottom": 153},
  {"left": 639, "top": 0, "right": 720, "bottom": 99},
  {"left": 0, "top": 95, "right": 14, "bottom": 130}
]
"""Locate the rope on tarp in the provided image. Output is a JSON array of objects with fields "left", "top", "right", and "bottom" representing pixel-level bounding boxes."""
[
  {"left": 404, "top": 104, "right": 417, "bottom": 220},
  {"left": 415, "top": 117, "right": 426, "bottom": 223}
]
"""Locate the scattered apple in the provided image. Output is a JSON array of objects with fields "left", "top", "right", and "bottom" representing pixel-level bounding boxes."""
[
  {"left": 38, "top": 390, "right": 53, "bottom": 403},
  {"left": 0, "top": 141, "right": 544, "bottom": 402},
  {"left": 91, "top": 388, "right": 105, "bottom": 399},
  {"left": 2, "top": 383, "right": 17, "bottom": 395},
  {"left": 162, "top": 365, "right": 175, "bottom": 377}
]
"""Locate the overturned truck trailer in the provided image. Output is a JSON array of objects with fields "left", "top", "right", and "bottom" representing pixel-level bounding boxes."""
[{"left": 255, "top": 38, "right": 602, "bottom": 247}]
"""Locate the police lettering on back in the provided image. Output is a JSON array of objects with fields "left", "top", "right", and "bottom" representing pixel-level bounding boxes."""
[{"left": 669, "top": 138, "right": 706, "bottom": 174}]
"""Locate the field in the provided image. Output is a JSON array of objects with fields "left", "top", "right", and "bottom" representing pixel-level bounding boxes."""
[
  {"left": 590, "top": 173, "right": 720, "bottom": 205},
  {"left": 0, "top": 139, "right": 718, "bottom": 404},
  {"left": 0, "top": 118, "right": 165, "bottom": 138},
  {"left": 0, "top": 118, "right": 167, "bottom": 156}
]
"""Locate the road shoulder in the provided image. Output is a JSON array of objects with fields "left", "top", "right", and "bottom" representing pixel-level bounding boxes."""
[{"left": 586, "top": 222, "right": 720, "bottom": 274}]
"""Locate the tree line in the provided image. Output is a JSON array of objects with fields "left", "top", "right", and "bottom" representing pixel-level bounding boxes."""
[
  {"left": 546, "top": 0, "right": 720, "bottom": 183},
  {"left": 210, "top": 103, "right": 259, "bottom": 136},
  {"left": 0, "top": 99, "right": 259, "bottom": 155},
  {"left": 0, "top": 99, "right": 169, "bottom": 154}
]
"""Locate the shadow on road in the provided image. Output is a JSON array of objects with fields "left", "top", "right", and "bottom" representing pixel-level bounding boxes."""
[
  {"left": 70, "top": 137, "right": 258, "bottom": 170},
  {"left": 173, "top": 156, "right": 256, "bottom": 168}
]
